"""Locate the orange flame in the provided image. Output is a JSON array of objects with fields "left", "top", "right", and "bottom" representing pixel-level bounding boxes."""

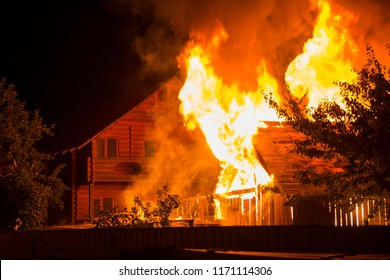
[
  {"left": 286, "top": 0, "right": 358, "bottom": 108},
  {"left": 178, "top": 27, "right": 277, "bottom": 197}
]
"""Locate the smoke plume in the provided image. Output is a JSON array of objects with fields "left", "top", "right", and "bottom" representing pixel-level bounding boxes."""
[{"left": 107, "top": 0, "right": 389, "bottom": 87}]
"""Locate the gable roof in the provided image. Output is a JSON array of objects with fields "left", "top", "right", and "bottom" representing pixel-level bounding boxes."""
[{"left": 57, "top": 77, "right": 183, "bottom": 154}]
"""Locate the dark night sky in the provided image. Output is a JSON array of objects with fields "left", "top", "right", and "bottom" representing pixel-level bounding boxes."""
[{"left": 0, "top": 0, "right": 179, "bottom": 152}]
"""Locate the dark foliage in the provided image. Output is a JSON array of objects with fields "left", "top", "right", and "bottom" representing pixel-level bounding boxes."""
[{"left": 0, "top": 81, "right": 67, "bottom": 231}]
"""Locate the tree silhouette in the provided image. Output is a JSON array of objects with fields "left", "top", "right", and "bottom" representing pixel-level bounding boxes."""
[{"left": 0, "top": 81, "right": 67, "bottom": 231}]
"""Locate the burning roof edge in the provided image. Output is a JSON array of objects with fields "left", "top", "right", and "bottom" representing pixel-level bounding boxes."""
[{"left": 255, "top": 121, "right": 340, "bottom": 196}]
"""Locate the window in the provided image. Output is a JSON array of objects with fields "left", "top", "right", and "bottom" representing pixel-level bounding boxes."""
[
  {"left": 95, "top": 138, "right": 118, "bottom": 158},
  {"left": 93, "top": 199, "right": 101, "bottom": 217},
  {"left": 129, "top": 126, "right": 132, "bottom": 157},
  {"left": 93, "top": 197, "right": 113, "bottom": 217},
  {"left": 96, "top": 139, "right": 105, "bottom": 158},
  {"left": 103, "top": 198, "right": 113, "bottom": 210},
  {"left": 144, "top": 141, "right": 155, "bottom": 158},
  {"left": 107, "top": 138, "right": 118, "bottom": 157}
]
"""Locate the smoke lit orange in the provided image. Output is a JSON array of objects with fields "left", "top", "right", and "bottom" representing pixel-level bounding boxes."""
[
  {"left": 286, "top": 0, "right": 358, "bottom": 108},
  {"left": 177, "top": 0, "right": 361, "bottom": 223}
]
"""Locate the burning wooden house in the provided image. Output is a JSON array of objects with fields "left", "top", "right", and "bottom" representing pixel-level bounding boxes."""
[
  {"left": 55, "top": 75, "right": 387, "bottom": 226},
  {"left": 55, "top": 0, "right": 388, "bottom": 227},
  {"left": 54, "top": 76, "right": 369, "bottom": 227}
]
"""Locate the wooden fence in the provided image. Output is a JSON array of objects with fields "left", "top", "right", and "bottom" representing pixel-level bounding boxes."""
[{"left": 1, "top": 226, "right": 389, "bottom": 259}]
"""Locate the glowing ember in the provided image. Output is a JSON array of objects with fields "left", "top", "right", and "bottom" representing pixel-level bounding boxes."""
[
  {"left": 285, "top": 0, "right": 358, "bottom": 108},
  {"left": 214, "top": 198, "right": 223, "bottom": 220}
]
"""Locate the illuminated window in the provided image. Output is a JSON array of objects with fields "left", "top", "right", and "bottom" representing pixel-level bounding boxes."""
[
  {"left": 144, "top": 141, "right": 155, "bottom": 158},
  {"left": 93, "top": 197, "right": 113, "bottom": 217},
  {"left": 96, "top": 139, "right": 105, "bottom": 158},
  {"left": 93, "top": 199, "right": 101, "bottom": 217},
  {"left": 95, "top": 138, "right": 118, "bottom": 158},
  {"left": 107, "top": 138, "right": 118, "bottom": 157},
  {"left": 129, "top": 126, "right": 132, "bottom": 157},
  {"left": 103, "top": 198, "right": 113, "bottom": 210}
]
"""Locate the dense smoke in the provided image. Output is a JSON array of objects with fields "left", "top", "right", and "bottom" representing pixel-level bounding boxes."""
[
  {"left": 108, "top": 0, "right": 389, "bottom": 91},
  {"left": 107, "top": 0, "right": 314, "bottom": 91}
]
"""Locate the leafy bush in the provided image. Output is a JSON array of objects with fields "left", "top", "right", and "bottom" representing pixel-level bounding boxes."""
[{"left": 92, "top": 185, "right": 180, "bottom": 228}]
